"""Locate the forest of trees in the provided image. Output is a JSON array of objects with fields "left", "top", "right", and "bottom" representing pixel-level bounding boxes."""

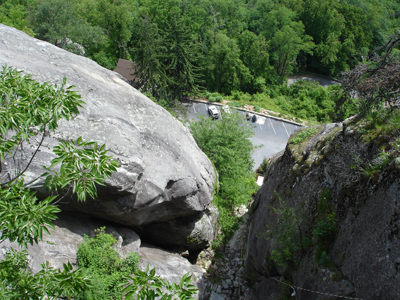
[{"left": 1, "top": 0, "right": 400, "bottom": 120}]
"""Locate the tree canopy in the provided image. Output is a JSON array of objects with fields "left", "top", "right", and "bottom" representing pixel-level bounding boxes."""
[{"left": 2, "top": 0, "right": 400, "bottom": 95}]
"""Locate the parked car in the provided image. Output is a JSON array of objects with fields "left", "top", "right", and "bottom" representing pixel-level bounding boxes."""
[
  {"left": 208, "top": 105, "right": 219, "bottom": 119},
  {"left": 246, "top": 112, "right": 257, "bottom": 122},
  {"left": 222, "top": 105, "right": 232, "bottom": 114}
]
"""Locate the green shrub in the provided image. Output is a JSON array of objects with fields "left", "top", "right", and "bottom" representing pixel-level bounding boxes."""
[
  {"left": 362, "top": 150, "right": 390, "bottom": 178},
  {"left": 208, "top": 92, "right": 224, "bottom": 102},
  {"left": 297, "top": 109, "right": 308, "bottom": 119},
  {"left": 267, "top": 192, "right": 307, "bottom": 268},
  {"left": 313, "top": 189, "right": 338, "bottom": 269},
  {"left": 290, "top": 127, "right": 317, "bottom": 144},
  {"left": 76, "top": 227, "right": 138, "bottom": 300},
  {"left": 230, "top": 90, "right": 241, "bottom": 100},
  {"left": 227, "top": 83, "right": 337, "bottom": 123},
  {"left": 77, "top": 228, "right": 197, "bottom": 299},
  {"left": 240, "top": 92, "right": 252, "bottom": 102},
  {"left": 262, "top": 80, "right": 336, "bottom": 122},
  {"left": 230, "top": 90, "right": 251, "bottom": 101},
  {"left": 92, "top": 51, "right": 116, "bottom": 70},
  {"left": 313, "top": 212, "right": 338, "bottom": 241},
  {"left": 190, "top": 113, "right": 257, "bottom": 247},
  {"left": 318, "top": 251, "right": 335, "bottom": 269},
  {"left": 360, "top": 109, "right": 400, "bottom": 143},
  {"left": 257, "top": 158, "right": 269, "bottom": 175},
  {"left": 123, "top": 266, "right": 197, "bottom": 300},
  {"left": 0, "top": 66, "right": 121, "bottom": 298},
  {"left": 211, "top": 202, "right": 241, "bottom": 246},
  {"left": 227, "top": 101, "right": 242, "bottom": 108}
]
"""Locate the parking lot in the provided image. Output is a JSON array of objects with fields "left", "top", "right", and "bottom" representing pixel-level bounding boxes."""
[{"left": 184, "top": 102, "right": 301, "bottom": 170}]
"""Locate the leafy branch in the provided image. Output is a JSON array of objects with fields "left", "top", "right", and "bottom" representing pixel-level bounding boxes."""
[
  {"left": 123, "top": 265, "right": 197, "bottom": 300},
  {"left": 43, "top": 137, "right": 119, "bottom": 202},
  {"left": 0, "top": 66, "right": 118, "bottom": 299}
]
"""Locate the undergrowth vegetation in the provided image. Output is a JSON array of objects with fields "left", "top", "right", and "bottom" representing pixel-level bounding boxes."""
[
  {"left": 76, "top": 227, "right": 139, "bottom": 299},
  {"left": 290, "top": 127, "right": 318, "bottom": 145},
  {"left": 76, "top": 227, "right": 198, "bottom": 300},
  {"left": 190, "top": 112, "right": 258, "bottom": 247},
  {"left": 263, "top": 191, "right": 309, "bottom": 268},
  {"left": 257, "top": 159, "right": 270, "bottom": 175},
  {"left": 264, "top": 189, "right": 340, "bottom": 269},
  {"left": 0, "top": 66, "right": 119, "bottom": 299},
  {"left": 356, "top": 110, "right": 400, "bottom": 180},
  {"left": 313, "top": 189, "right": 338, "bottom": 269},
  {"left": 360, "top": 109, "right": 400, "bottom": 142}
]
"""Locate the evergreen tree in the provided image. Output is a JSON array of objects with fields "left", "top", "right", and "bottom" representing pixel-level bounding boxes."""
[
  {"left": 162, "top": 12, "right": 202, "bottom": 101},
  {"left": 130, "top": 8, "right": 167, "bottom": 100}
]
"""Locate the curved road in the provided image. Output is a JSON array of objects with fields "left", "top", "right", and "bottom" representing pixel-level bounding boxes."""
[{"left": 183, "top": 102, "right": 301, "bottom": 170}]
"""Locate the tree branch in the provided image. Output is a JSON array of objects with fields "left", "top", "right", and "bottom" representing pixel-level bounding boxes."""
[{"left": 1, "top": 126, "right": 47, "bottom": 187}]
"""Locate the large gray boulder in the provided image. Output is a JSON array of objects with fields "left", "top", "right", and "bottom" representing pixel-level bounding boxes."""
[{"left": 0, "top": 25, "right": 216, "bottom": 236}]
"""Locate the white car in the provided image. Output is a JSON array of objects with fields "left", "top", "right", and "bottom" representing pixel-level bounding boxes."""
[
  {"left": 208, "top": 105, "right": 219, "bottom": 119},
  {"left": 222, "top": 105, "right": 232, "bottom": 114}
]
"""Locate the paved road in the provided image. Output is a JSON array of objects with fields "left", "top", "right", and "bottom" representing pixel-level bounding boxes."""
[
  {"left": 287, "top": 74, "right": 340, "bottom": 87},
  {"left": 183, "top": 102, "right": 301, "bottom": 170}
]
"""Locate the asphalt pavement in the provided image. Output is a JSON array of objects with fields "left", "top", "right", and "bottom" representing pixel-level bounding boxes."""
[{"left": 183, "top": 102, "right": 301, "bottom": 170}]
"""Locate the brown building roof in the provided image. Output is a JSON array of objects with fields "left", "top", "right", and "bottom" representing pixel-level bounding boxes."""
[{"left": 114, "top": 58, "right": 135, "bottom": 82}]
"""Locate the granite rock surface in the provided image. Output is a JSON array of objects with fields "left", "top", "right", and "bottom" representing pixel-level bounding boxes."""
[{"left": 0, "top": 25, "right": 216, "bottom": 239}]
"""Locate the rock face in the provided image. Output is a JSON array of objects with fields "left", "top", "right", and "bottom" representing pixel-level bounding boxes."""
[
  {"left": 140, "top": 204, "right": 219, "bottom": 251},
  {"left": 201, "top": 205, "right": 257, "bottom": 300},
  {"left": 138, "top": 245, "right": 206, "bottom": 297},
  {"left": 55, "top": 38, "right": 85, "bottom": 56},
  {"left": 0, "top": 25, "right": 216, "bottom": 246},
  {"left": 0, "top": 213, "right": 206, "bottom": 297},
  {"left": 246, "top": 119, "right": 400, "bottom": 300},
  {"left": 0, "top": 212, "right": 141, "bottom": 273}
]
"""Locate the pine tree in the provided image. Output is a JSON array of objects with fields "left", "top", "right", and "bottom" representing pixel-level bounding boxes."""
[
  {"left": 130, "top": 9, "right": 167, "bottom": 100},
  {"left": 162, "top": 12, "right": 202, "bottom": 101}
]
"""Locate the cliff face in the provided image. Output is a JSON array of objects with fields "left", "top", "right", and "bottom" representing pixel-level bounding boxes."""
[{"left": 246, "top": 117, "right": 400, "bottom": 300}]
